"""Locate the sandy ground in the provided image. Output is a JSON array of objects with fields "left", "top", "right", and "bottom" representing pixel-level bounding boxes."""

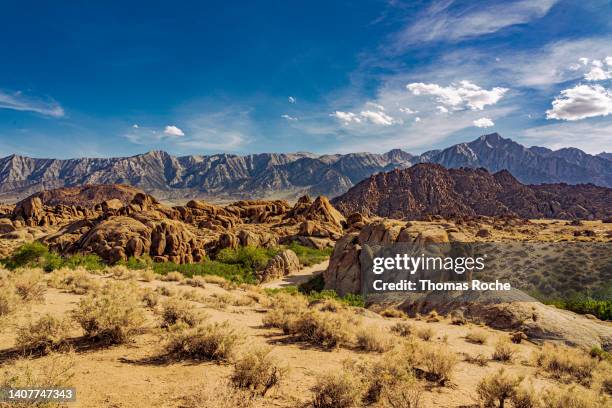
[
  {"left": 261, "top": 260, "right": 329, "bottom": 289},
  {"left": 0, "top": 270, "right": 569, "bottom": 408}
]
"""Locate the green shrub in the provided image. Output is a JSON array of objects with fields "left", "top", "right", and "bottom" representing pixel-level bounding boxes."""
[
  {"left": 286, "top": 243, "right": 332, "bottom": 266},
  {"left": 216, "top": 246, "right": 278, "bottom": 271},
  {"left": 4, "top": 242, "right": 51, "bottom": 270},
  {"left": 62, "top": 254, "right": 104, "bottom": 271}
]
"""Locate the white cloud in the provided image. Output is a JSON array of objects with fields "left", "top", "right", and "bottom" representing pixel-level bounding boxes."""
[
  {"left": 331, "top": 111, "right": 361, "bottom": 125},
  {"left": 0, "top": 90, "right": 64, "bottom": 117},
  {"left": 606, "top": 57, "right": 612, "bottom": 67},
  {"left": 546, "top": 84, "right": 612, "bottom": 121},
  {"left": 392, "top": 0, "right": 558, "bottom": 47},
  {"left": 436, "top": 105, "right": 449, "bottom": 114},
  {"left": 473, "top": 117, "right": 495, "bottom": 128},
  {"left": 414, "top": 117, "right": 421, "bottom": 123},
  {"left": 366, "top": 101, "right": 385, "bottom": 111},
  {"left": 585, "top": 66, "right": 612, "bottom": 81},
  {"left": 399, "top": 107, "right": 417, "bottom": 114},
  {"left": 164, "top": 125, "right": 185, "bottom": 137},
  {"left": 579, "top": 57, "right": 589, "bottom": 66},
  {"left": 359, "top": 110, "right": 397, "bottom": 126},
  {"left": 281, "top": 114, "right": 298, "bottom": 121},
  {"left": 407, "top": 80, "right": 508, "bottom": 110},
  {"left": 288, "top": 96, "right": 296, "bottom": 104},
  {"left": 523, "top": 121, "right": 612, "bottom": 153},
  {"left": 331, "top": 109, "right": 399, "bottom": 126},
  {"left": 132, "top": 124, "right": 139, "bottom": 128}
]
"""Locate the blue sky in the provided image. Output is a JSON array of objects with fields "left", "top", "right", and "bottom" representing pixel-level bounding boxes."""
[{"left": 1, "top": 0, "right": 611, "bottom": 158}]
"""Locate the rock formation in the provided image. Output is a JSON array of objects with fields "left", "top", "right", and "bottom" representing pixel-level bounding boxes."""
[{"left": 332, "top": 163, "right": 612, "bottom": 220}]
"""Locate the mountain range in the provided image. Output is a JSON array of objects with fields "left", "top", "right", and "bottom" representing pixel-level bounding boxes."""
[{"left": 1, "top": 133, "right": 611, "bottom": 203}]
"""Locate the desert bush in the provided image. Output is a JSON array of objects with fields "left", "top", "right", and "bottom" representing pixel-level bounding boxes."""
[
  {"left": 390, "top": 322, "right": 412, "bottom": 337},
  {"left": 311, "top": 371, "right": 363, "bottom": 408},
  {"left": 415, "top": 326, "right": 434, "bottom": 341},
  {"left": 164, "top": 321, "right": 242, "bottom": 361},
  {"left": 184, "top": 275, "right": 207, "bottom": 288},
  {"left": 61, "top": 253, "right": 104, "bottom": 272},
  {"left": 592, "top": 362, "right": 612, "bottom": 395},
  {"left": 162, "top": 271, "right": 184, "bottom": 282},
  {"left": 288, "top": 310, "right": 354, "bottom": 349},
  {"left": 231, "top": 347, "right": 285, "bottom": 396},
  {"left": 16, "top": 314, "right": 72, "bottom": 354},
  {"left": 180, "top": 382, "right": 255, "bottom": 408},
  {"left": 355, "top": 344, "right": 419, "bottom": 404},
  {"left": 4, "top": 242, "right": 52, "bottom": 270},
  {"left": 108, "top": 265, "right": 138, "bottom": 280},
  {"left": 464, "top": 353, "right": 489, "bottom": 366},
  {"left": 542, "top": 385, "right": 609, "bottom": 408},
  {"left": 12, "top": 268, "right": 46, "bottom": 302},
  {"left": 156, "top": 285, "right": 178, "bottom": 297},
  {"left": 426, "top": 310, "right": 440, "bottom": 322},
  {"left": 417, "top": 343, "right": 457, "bottom": 384},
  {"left": 160, "top": 298, "right": 205, "bottom": 327},
  {"left": 534, "top": 343, "right": 596, "bottom": 385},
  {"left": 1, "top": 352, "right": 75, "bottom": 405},
  {"left": 466, "top": 329, "right": 489, "bottom": 345},
  {"left": 381, "top": 380, "right": 423, "bottom": 408},
  {"left": 356, "top": 326, "right": 393, "bottom": 352},
  {"left": 72, "top": 281, "right": 146, "bottom": 344},
  {"left": 511, "top": 382, "right": 540, "bottom": 408},
  {"left": 138, "top": 268, "right": 156, "bottom": 282},
  {"left": 379, "top": 308, "right": 407, "bottom": 318},
  {"left": 477, "top": 369, "right": 523, "bottom": 408},
  {"left": 0, "top": 281, "right": 21, "bottom": 317},
  {"left": 262, "top": 292, "right": 309, "bottom": 331},
  {"left": 492, "top": 338, "right": 517, "bottom": 362},
  {"left": 450, "top": 309, "right": 466, "bottom": 325},
  {"left": 48, "top": 268, "right": 99, "bottom": 294},
  {"left": 142, "top": 288, "right": 161, "bottom": 308}
]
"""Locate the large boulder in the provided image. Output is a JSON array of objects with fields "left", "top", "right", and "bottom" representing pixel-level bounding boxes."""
[{"left": 258, "top": 249, "right": 300, "bottom": 282}]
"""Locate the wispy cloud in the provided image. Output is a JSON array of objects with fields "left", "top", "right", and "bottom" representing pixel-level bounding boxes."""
[
  {"left": 0, "top": 90, "right": 64, "bottom": 117},
  {"left": 523, "top": 120, "right": 612, "bottom": 153},
  {"left": 391, "top": 0, "right": 558, "bottom": 49}
]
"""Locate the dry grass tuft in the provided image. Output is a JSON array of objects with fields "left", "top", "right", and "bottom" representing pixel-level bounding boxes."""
[
  {"left": 543, "top": 385, "right": 609, "bottom": 408},
  {"left": 13, "top": 268, "right": 46, "bottom": 302},
  {"left": 72, "top": 281, "right": 146, "bottom": 344},
  {"left": 492, "top": 338, "right": 517, "bottom": 362},
  {"left": 426, "top": 310, "right": 440, "bottom": 323},
  {"left": 311, "top": 371, "right": 363, "bottom": 408},
  {"left": 164, "top": 321, "right": 242, "bottom": 361},
  {"left": 160, "top": 298, "right": 206, "bottom": 328},
  {"left": 162, "top": 271, "right": 184, "bottom": 282},
  {"left": 355, "top": 326, "right": 393, "bottom": 353},
  {"left": 48, "top": 268, "right": 100, "bottom": 294},
  {"left": 534, "top": 343, "right": 597, "bottom": 385},
  {"left": 184, "top": 276, "right": 207, "bottom": 288},
  {"left": 287, "top": 310, "right": 355, "bottom": 349},
  {"left": 230, "top": 347, "right": 285, "bottom": 396},
  {"left": 142, "top": 288, "right": 161, "bottom": 308},
  {"left": 139, "top": 269, "right": 156, "bottom": 282},
  {"left": 390, "top": 322, "right": 412, "bottom": 337},
  {"left": 450, "top": 309, "right": 467, "bottom": 325},
  {"left": 262, "top": 293, "right": 309, "bottom": 332},
  {"left": 379, "top": 307, "right": 407, "bottom": 318},
  {"left": 16, "top": 314, "right": 72, "bottom": 355},
  {"left": 464, "top": 353, "right": 489, "bottom": 367},
  {"left": 476, "top": 369, "right": 523, "bottom": 408},
  {"left": 415, "top": 326, "right": 434, "bottom": 341},
  {"left": 1, "top": 352, "right": 75, "bottom": 398},
  {"left": 465, "top": 329, "right": 489, "bottom": 345},
  {"left": 417, "top": 342, "right": 457, "bottom": 385},
  {"left": 179, "top": 382, "right": 256, "bottom": 408}
]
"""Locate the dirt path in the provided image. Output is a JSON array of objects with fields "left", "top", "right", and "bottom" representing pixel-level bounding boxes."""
[{"left": 262, "top": 260, "right": 329, "bottom": 289}]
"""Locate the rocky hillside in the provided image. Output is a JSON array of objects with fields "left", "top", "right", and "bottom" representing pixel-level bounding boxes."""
[
  {"left": 1, "top": 133, "right": 610, "bottom": 203},
  {"left": 331, "top": 163, "right": 612, "bottom": 220},
  {"left": 19, "top": 184, "right": 144, "bottom": 208}
]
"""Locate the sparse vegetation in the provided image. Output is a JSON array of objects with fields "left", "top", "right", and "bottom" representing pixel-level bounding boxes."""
[
  {"left": 164, "top": 321, "right": 242, "bottom": 361},
  {"left": 415, "top": 326, "right": 434, "bottom": 341},
  {"left": 477, "top": 369, "right": 523, "bottom": 408},
  {"left": 492, "top": 338, "right": 517, "bottom": 362},
  {"left": 534, "top": 343, "right": 596, "bottom": 385},
  {"left": 390, "top": 322, "right": 412, "bottom": 337},
  {"left": 72, "top": 281, "right": 146, "bottom": 344},
  {"left": 417, "top": 343, "right": 457, "bottom": 384},
  {"left": 231, "top": 347, "right": 285, "bottom": 396},
  {"left": 466, "top": 329, "right": 489, "bottom": 345},
  {"left": 160, "top": 298, "right": 206, "bottom": 327},
  {"left": 311, "top": 371, "right": 363, "bottom": 408},
  {"left": 356, "top": 326, "right": 393, "bottom": 352},
  {"left": 16, "top": 314, "right": 72, "bottom": 354}
]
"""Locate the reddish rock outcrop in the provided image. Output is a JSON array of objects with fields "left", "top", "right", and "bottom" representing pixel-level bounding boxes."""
[{"left": 332, "top": 164, "right": 612, "bottom": 220}]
